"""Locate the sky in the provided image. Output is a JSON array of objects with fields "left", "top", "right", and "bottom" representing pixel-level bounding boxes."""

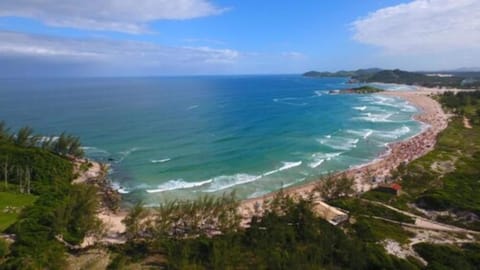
[{"left": 0, "top": 0, "right": 479, "bottom": 77}]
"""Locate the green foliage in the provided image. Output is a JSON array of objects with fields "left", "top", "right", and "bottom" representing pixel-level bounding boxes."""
[
  {"left": 119, "top": 195, "right": 418, "bottom": 270},
  {"left": 413, "top": 243, "right": 480, "bottom": 270},
  {"left": 331, "top": 198, "right": 415, "bottom": 224},
  {"left": 0, "top": 131, "right": 99, "bottom": 269},
  {"left": 0, "top": 238, "right": 9, "bottom": 259},
  {"left": 314, "top": 174, "right": 355, "bottom": 201}
]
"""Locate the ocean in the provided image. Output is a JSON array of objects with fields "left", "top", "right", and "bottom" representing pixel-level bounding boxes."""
[{"left": 0, "top": 75, "right": 421, "bottom": 204}]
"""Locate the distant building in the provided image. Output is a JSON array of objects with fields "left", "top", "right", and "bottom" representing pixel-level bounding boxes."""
[
  {"left": 374, "top": 183, "right": 402, "bottom": 196},
  {"left": 314, "top": 201, "right": 349, "bottom": 225}
]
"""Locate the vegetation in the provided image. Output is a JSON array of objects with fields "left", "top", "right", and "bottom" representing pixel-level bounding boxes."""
[
  {"left": 339, "top": 86, "right": 385, "bottom": 94},
  {"left": 365, "top": 91, "right": 480, "bottom": 230},
  {"left": 113, "top": 194, "right": 420, "bottom": 269},
  {"left": 304, "top": 68, "right": 480, "bottom": 88},
  {"left": 0, "top": 121, "right": 101, "bottom": 269},
  {"left": 413, "top": 243, "right": 480, "bottom": 270}
]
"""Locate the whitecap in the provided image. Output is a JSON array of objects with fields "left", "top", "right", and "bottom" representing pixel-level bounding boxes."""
[
  {"left": 346, "top": 129, "right": 373, "bottom": 139},
  {"left": 309, "top": 159, "right": 324, "bottom": 168},
  {"left": 309, "top": 152, "right": 342, "bottom": 168},
  {"left": 151, "top": 158, "right": 171, "bottom": 164},
  {"left": 318, "top": 137, "right": 359, "bottom": 151},
  {"left": 263, "top": 161, "right": 302, "bottom": 176},
  {"left": 187, "top": 105, "right": 199, "bottom": 110},
  {"left": 146, "top": 179, "right": 213, "bottom": 193},
  {"left": 375, "top": 126, "right": 411, "bottom": 139},
  {"left": 204, "top": 174, "right": 263, "bottom": 192},
  {"left": 353, "top": 106, "right": 367, "bottom": 111},
  {"left": 273, "top": 97, "right": 308, "bottom": 106}
]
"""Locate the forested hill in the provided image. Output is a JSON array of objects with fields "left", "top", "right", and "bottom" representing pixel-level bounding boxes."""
[{"left": 303, "top": 68, "right": 480, "bottom": 88}]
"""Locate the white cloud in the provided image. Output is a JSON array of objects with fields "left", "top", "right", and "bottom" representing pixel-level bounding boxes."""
[
  {"left": 0, "top": 31, "right": 240, "bottom": 76},
  {"left": 0, "top": 0, "right": 226, "bottom": 33},
  {"left": 353, "top": 0, "right": 480, "bottom": 53}
]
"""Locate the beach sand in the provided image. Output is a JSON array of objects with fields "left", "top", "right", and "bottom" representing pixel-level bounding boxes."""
[
  {"left": 83, "top": 87, "right": 455, "bottom": 239},
  {"left": 238, "top": 87, "right": 450, "bottom": 220}
]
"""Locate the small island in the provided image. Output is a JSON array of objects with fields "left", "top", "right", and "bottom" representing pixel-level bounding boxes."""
[{"left": 330, "top": 86, "right": 385, "bottom": 94}]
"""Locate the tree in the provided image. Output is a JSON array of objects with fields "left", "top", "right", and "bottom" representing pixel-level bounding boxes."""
[
  {"left": 123, "top": 202, "right": 149, "bottom": 242},
  {"left": 315, "top": 174, "right": 355, "bottom": 201}
]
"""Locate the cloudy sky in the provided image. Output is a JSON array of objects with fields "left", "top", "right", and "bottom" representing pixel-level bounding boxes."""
[{"left": 0, "top": 0, "right": 479, "bottom": 76}]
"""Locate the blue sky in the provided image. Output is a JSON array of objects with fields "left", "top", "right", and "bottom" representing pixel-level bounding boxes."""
[{"left": 0, "top": 0, "right": 479, "bottom": 76}]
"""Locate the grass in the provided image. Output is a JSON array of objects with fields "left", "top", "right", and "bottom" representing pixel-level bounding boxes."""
[{"left": 0, "top": 191, "right": 37, "bottom": 232}]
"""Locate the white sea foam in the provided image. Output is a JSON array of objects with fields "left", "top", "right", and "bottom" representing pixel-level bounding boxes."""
[
  {"left": 309, "top": 159, "right": 324, "bottom": 168},
  {"left": 346, "top": 129, "right": 373, "bottom": 139},
  {"left": 263, "top": 161, "right": 302, "bottom": 176},
  {"left": 151, "top": 158, "right": 171, "bottom": 164},
  {"left": 353, "top": 106, "right": 367, "bottom": 111},
  {"left": 204, "top": 161, "right": 302, "bottom": 192},
  {"left": 146, "top": 179, "right": 213, "bottom": 193},
  {"left": 111, "top": 182, "right": 130, "bottom": 194},
  {"left": 354, "top": 112, "right": 394, "bottom": 122},
  {"left": 318, "top": 137, "right": 359, "bottom": 151},
  {"left": 204, "top": 174, "right": 263, "bottom": 192},
  {"left": 309, "top": 152, "right": 342, "bottom": 168},
  {"left": 375, "top": 126, "right": 411, "bottom": 139},
  {"left": 273, "top": 97, "right": 307, "bottom": 106},
  {"left": 314, "top": 90, "right": 324, "bottom": 96},
  {"left": 116, "top": 147, "right": 142, "bottom": 163},
  {"left": 81, "top": 146, "right": 109, "bottom": 154},
  {"left": 187, "top": 105, "right": 199, "bottom": 110}
]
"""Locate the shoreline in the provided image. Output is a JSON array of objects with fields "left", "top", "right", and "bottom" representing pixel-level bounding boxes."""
[
  {"left": 238, "top": 87, "right": 450, "bottom": 219},
  {"left": 83, "top": 87, "right": 454, "bottom": 237}
]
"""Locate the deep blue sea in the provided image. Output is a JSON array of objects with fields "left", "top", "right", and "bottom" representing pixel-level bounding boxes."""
[{"left": 0, "top": 75, "right": 421, "bottom": 203}]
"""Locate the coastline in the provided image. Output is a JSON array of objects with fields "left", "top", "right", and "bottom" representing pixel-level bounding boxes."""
[
  {"left": 83, "top": 87, "right": 454, "bottom": 236},
  {"left": 238, "top": 87, "right": 450, "bottom": 220}
]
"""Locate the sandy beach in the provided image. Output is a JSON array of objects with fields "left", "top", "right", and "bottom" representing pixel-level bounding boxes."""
[
  {"left": 82, "top": 87, "right": 454, "bottom": 236},
  {"left": 239, "top": 87, "right": 451, "bottom": 219}
]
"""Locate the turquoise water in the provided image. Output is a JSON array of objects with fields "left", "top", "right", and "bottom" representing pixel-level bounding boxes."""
[{"left": 0, "top": 75, "right": 421, "bottom": 203}]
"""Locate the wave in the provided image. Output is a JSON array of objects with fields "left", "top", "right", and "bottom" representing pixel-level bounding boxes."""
[
  {"left": 309, "top": 159, "right": 324, "bottom": 168},
  {"left": 273, "top": 97, "right": 308, "bottom": 106},
  {"left": 111, "top": 182, "right": 130, "bottom": 194},
  {"left": 205, "top": 161, "right": 303, "bottom": 192},
  {"left": 263, "top": 161, "right": 302, "bottom": 176},
  {"left": 346, "top": 129, "right": 373, "bottom": 139},
  {"left": 354, "top": 112, "right": 394, "bottom": 123},
  {"left": 204, "top": 174, "right": 263, "bottom": 192},
  {"left": 151, "top": 158, "right": 171, "bottom": 164},
  {"left": 375, "top": 126, "right": 411, "bottom": 139},
  {"left": 318, "top": 137, "right": 359, "bottom": 151},
  {"left": 309, "top": 152, "right": 342, "bottom": 168},
  {"left": 314, "top": 90, "right": 325, "bottom": 96},
  {"left": 353, "top": 106, "right": 367, "bottom": 111},
  {"left": 116, "top": 147, "right": 143, "bottom": 163},
  {"left": 146, "top": 179, "right": 212, "bottom": 193},
  {"left": 187, "top": 105, "right": 199, "bottom": 110}
]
